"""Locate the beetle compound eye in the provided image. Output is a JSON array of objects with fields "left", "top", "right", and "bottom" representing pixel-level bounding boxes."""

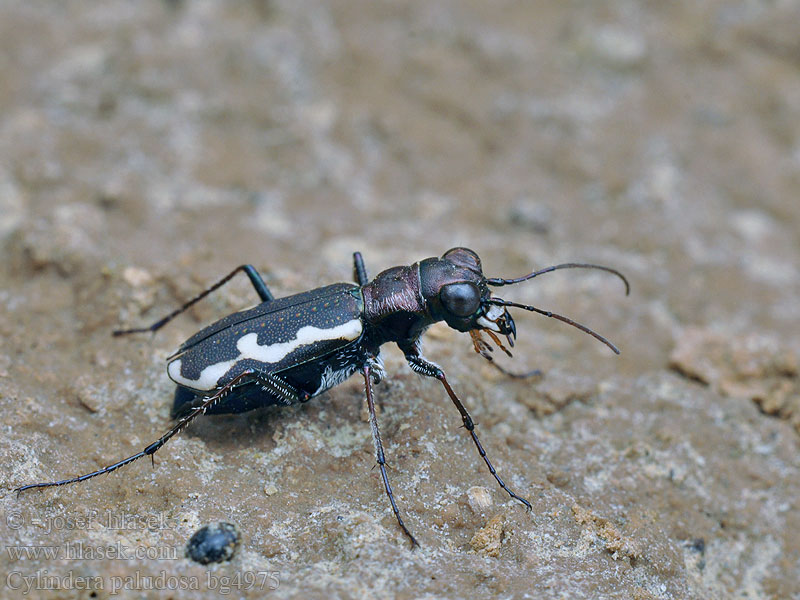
[{"left": 439, "top": 282, "right": 481, "bottom": 317}]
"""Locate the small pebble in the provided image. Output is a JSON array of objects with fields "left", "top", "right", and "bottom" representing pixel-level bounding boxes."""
[
  {"left": 466, "top": 486, "right": 493, "bottom": 513},
  {"left": 74, "top": 375, "right": 103, "bottom": 413},
  {"left": 122, "top": 266, "right": 154, "bottom": 288},
  {"left": 186, "top": 522, "right": 240, "bottom": 565},
  {"left": 470, "top": 514, "right": 505, "bottom": 557}
]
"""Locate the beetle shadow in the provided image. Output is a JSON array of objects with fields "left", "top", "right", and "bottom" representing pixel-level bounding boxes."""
[{"left": 175, "top": 402, "right": 295, "bottom": 453}]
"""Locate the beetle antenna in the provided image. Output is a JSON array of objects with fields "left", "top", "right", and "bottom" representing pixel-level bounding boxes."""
[
  {"left": 487, "top": 263, "right": 630, "bottom": 295},
  {"left": 488, "top": 298, "right": 620, "bottom": 354}
]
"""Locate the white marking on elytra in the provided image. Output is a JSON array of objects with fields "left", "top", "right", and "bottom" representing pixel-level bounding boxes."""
[
  {"left": 169, "top": 319, "right": 364, "bottom": 391},
  {"left": 477, "top": 304, "right": 505, "bottom": 332}
]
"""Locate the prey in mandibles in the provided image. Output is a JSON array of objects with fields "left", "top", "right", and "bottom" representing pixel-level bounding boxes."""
[{"left": 15, "top": 247, "right": 629, "bottom": 547}]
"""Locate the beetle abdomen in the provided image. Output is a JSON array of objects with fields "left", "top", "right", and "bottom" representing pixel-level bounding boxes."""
[
  {"left": 172, "top": 344, "right": 369, "bottom": 415},
  {"left": 167, "top": 283, "right": 364, "bottom": 392}
]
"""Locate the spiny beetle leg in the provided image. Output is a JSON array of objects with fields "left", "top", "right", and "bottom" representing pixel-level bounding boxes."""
[
  {"left": 404, "top": 354, "right": 532, "bottom": 512},
  {"left": 14, "top": 371, "right": 256, "bottom": 497},
  {"left": 252, "top": 370, "right": 306, "bottom": 405},
  {"left": 362, "top": 364, "right": 419, "bottom": 548},
  {"left": 172, "top": 370, "right": 305, "bottom": 419},
  {"left": 113, "top": 264, "right": 274, "bottom": 336},
  {"left": 353, "top": 252, "right": 368, "bottom": 286}
]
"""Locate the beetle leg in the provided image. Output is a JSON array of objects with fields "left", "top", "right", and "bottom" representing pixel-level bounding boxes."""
[
  {"left": 353, "top": 252, "right": 369, "bottom": 286},
  {"left": 173, "top": 369, "right": 307, "bottom": 418},
  {"left": 365, "top": 353, "right": 385, "bottom": 385},
  {"left": 403, "top": 351, "right": 532, "bottom": 512},
  {"left": 253, "top": 370, "right": 307, "bottom": 405},
  {"left": 362, "top": 364, "right": 419, "bottom": 548},
  {"left": 14, "top": 371, "right": 257, "bottom": 496},
  {"left": 113, "top": 264, "right": 274, "bottom": 336}
]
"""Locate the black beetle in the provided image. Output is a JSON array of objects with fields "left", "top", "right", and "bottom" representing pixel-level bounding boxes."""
[{"left": 15, "top": 248, "right": 628, "bottom": 547}]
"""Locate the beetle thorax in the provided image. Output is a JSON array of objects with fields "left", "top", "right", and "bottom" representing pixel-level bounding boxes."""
[
  {"left": 362, "top": 265, "right": 425, "bottom": 317},
  {"left": 361, "top": 264, "right": 432, "bottom": 342}
]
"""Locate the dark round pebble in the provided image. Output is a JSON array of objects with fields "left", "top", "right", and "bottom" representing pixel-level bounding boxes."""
[{"left": 185, "top": 522, "right": 240, "bottom": 565}]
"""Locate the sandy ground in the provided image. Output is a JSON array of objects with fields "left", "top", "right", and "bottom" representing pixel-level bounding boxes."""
[{"left": 2, "top": 1, "right": 799, "bottom": 598}]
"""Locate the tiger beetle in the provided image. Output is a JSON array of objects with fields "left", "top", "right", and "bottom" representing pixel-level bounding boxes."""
[{"left": 15, "top": 248, "right": 628, "bottom": 547}]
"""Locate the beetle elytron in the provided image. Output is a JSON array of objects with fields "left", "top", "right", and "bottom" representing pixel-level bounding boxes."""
[{"left": 15, "top": 248, "right": 628, "bottom": 547}]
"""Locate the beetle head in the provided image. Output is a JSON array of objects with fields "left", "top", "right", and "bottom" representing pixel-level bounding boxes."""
[
  {"left": 419, "top": 248, "right": 517, "bottom": 342},
  {"left": 420, "top": 247, "right": 630, "bottom": 360}
]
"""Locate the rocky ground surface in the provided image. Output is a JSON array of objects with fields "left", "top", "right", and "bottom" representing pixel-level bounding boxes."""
[{"left": 1, "top": 1, "right": 799, "bottom": 598}]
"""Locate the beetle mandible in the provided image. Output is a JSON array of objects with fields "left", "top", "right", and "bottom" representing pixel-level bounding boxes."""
[{"left": 15, "top": 248, "right": 629, "bottom": 547}]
